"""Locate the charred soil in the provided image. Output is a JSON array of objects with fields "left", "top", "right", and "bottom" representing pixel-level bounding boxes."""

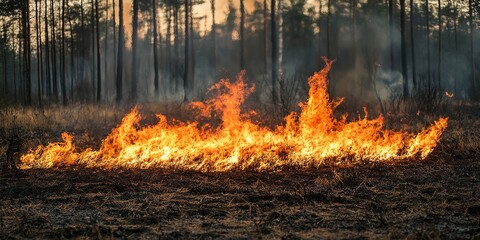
[{"left": 1, "top": 157, "right": 479, "bottom": 239}]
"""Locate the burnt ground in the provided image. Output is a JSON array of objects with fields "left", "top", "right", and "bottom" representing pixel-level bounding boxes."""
[{"left": 1, "top": 158, "right": 479, "bottom": 239}]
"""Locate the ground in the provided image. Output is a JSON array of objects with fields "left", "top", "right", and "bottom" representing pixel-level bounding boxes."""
[
  {"left": 1, "top": 157, "right": 479, "bottom": 239},
  {"left": 0, "top": 105, "right": 479, "bottom": 239}
]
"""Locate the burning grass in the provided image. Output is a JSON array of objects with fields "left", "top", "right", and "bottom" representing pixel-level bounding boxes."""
[{"left": 19, "top": 60, "right": 447, "bottom": 171}]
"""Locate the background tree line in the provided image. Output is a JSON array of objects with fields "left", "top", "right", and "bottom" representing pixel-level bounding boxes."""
[{"left": 0, "top": 0, "right": 479, "bottom": 108}]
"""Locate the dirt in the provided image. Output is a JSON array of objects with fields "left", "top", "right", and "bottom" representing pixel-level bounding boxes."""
[{"left": 1, "top": 157, "right": 479, "bottom": 239}]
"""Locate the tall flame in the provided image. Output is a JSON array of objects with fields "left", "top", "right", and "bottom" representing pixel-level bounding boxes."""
[{"left": 21, "top": 60, "right": 448, "bottom": 171}]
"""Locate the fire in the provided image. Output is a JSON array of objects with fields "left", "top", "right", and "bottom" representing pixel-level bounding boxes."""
[
  {"left": 445, "top": 91, "right": 454, "bottom": 98},
  {"left": 20, "top": 60, "right": 448, "bottom": 171}
]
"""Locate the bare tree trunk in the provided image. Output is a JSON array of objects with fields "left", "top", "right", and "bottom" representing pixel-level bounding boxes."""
[
  {"left": 189, "top": 0, "right": 195, "bottom": 91},
  {"left": 400, "top": 0, "right": 408, "bottom": 99},
  {"left": 183, "top": 0, "right": 189, "bottom": 101},
  {"left": 166, "top": 2, "right": 171, "bottom": 79},
  {"left": 2, "top": 22, "right": 7, "bottom": 97},
  {"left": 277, "top": 0, "right": 283, "bottom": 75},
  {"left": 327, "top": 0, "right": 331, "bottom": 59},
  {"left": 95, "top": 0, "right": 101, "bottom": 102},
  {"left": 211, "top": 0, "right": 216, "bottom": 72},
  {"left": 131, "top": 0, "right": 138, "bottom": 101},
  {"left": 153, "top": 0, "right": 159, "bottom": 96},
  {"left": 61, "top": 0, "right": 67, "bottom": 105},
  {"left": 45, "top": 0, "right": 51, "bottom": 99},
  {"left": 51, "top": 0, "right": 58, "bottom": 102},
  {"left": 240, "top": 0, "right": 245, "bottom": 70},
  {"left": 410, "top": 0, "right": 416, "bottom": 89},
  {"left": 426, "top": 0, "right": 431, "bottom": 90},
  {"left": 271, "top": 0, "right": 277, "bottom": 104},
  {"left": 263, "top": 0, "right": 267, "bottom": 74},
  {"left": 104, "top": 0, "right": 109, "bottom": 101},
  {"left": 116, "top": 0, "right": 124, "bottom": 103},
  {"left": 35, "top": 0, "right": 43, "bottom": 107},
  {"left": 22, "top": 0, "right": 32, "bottom": 105},
  {"left": 469, "top": 0, "right": 476, "bottom": 99},
  {"left": 173, "top": 1, "right": 179, "bottom": 90},
  {"left": 113, "top": 0, "right": 116, "bottom": 91},
  {"left": 453, "top": 1, "right": 458, "bottom": 95},
  {"left": 388, "top": 0, "right": 394, "bottom": 71},
  {"left": 69, "top": 0, "right": 75, "bottom": 101},
  {"left": 437, "top": 0, "right": 442, "bottom": 89}
]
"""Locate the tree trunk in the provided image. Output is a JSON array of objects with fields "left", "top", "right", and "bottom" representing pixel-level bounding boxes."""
[
  {"left": 263, "top": 0, "right": 267, "bottom": 74},
  {"left": 453, "top": 1, "right": 458, "bottom": 95},
  {"left": 410, "top": 0, "right": 416, "bottom": 89},
  {"left": 400, "top": 0, "right": 408, "bottom": 99},
  {"left": 166, "top": 2, "right": 171, "bottom": 80},
  {"left": 240, "top": 0, "right": 245, "bottom": 70},
  {"left": 388, "top": 0, "right": 394, "bottom": 71},
  {"left": 45, "top": 0, "right": 51, "bottom": 98},
  {"left": 426, "top": 0, "right": 431, "bottom": 90},
  {"left": 469, "top": 0, "right": 476, "bottom": 99},
  {"left": 95, "top": 0, "right": 101, "bottom": 102},
  {"left": 131, "top": 0, "right": 138, "bottom": 101},
  {"left": 69, "top": 0, "right": 75, "bottom": 102},
  {"left": 61, "top": 0, "right": 67, "bottom": 105},
  {"left": 271, "top": 0, "right": 277, "bottom": 104},
  {"left": 437, "top": 0, "right": 442, "bottom": 89},
  {"left": 153, "top": 0, "right": 160, "bottom": 96},
  {"left": 35, "top": 0, "right": 42, "bottom": 107},
  {"left": 211, "top": 0, "right": 216, "bottom": 72},
  {"left": 183, "top": 0, "right": 189, "bottom": 101},
  {"left": 22, "top": 0, "right": 32, "bottom": 105},
  {"left": 277, "top": 0, "right": 283, "bottom": 76},
  {"left": 51, "top": 0, "right": 58, "bottom": 102},
  {"left": 189, "top": 0, "right": 195, "bottom": 91},
  {"left": 173, "top": 1, "right": 179, "bottom": 90},
  {"left": 327, "top": 0, "right": 331, "bottom": 60},
  {"left": 2, "top": 20, "right": 7, "bottom": 97},
  {"left": 104, "top": 0, "right": 109, "bottom": 101},
  {"left": 116, "top": 0, "right": 124, "bottom": 103}
]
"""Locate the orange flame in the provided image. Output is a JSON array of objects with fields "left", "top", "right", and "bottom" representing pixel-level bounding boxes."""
[
  {"left": 445, "top": 91, "right": 454, "bottom": 98},
  {"left": 20, "top": 60, "right": 448, "bottom": 171}
]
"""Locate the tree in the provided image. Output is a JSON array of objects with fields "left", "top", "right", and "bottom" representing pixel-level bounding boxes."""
[
  {"left": 437, "top": 0, "right": 442, "bottom": 89},
  {"left": 271, "top": 0, "right": 277, "bottom": 104},
  {"left": 95, "top": 0, "right": 101, "bottom": 102},
  {"left": 211, "top": 0, "right": 216, "bottom": 71},
  {"left": 22, "top": 0, "right": 31, "bottom": 105},
  {"left": 240, "top": 0, "right": 245, "bottom": 70},
  {"left": 426, "top": 0, "right": 431, "bottom": 89},
  {"left": 469, "top": 0, "right": 476, "bottom": 99},
  {"left": 410, "top": 0, "right": 416, "bottom": 88},
  {"left": 184, "top": 0, "right": 190, "bottom": 101},
  {"left": 326, "top": 0, "right": 331, "bottom": 60},
  {"left": 277, "top": 0, "right": 283, "bottom": 75},
  {"left": 388, "top": 0, "right": 394, "bottom": 71},
  {"left": 263, "top": 0, "right": 267, "bottom": 74},
  {"left": 116, "top": 0, "right": 124, "bottom": 103},
  {"left": 131, "top": 0, "right": 138, "bottom": 101},
  {"left": 153, "top": 0, "right": 159, "bottom": 96},
  {"left": 61, "top": 0, "right": 67, "bottom": 105},
  {"left": 35, "top": 0, "right": 42, "bottom": 106},
  {"left": 400, "top": 0, "right": 408, "bottom": 98}
]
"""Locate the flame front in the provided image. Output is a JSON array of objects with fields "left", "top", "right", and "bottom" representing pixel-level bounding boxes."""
[{"left": 21, "top": 60, "right": 448, "bottom": 171}]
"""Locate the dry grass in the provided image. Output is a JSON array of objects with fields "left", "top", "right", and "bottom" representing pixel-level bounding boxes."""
[{"left": 0, "top": 103, "right": 479, "bottom": 239}]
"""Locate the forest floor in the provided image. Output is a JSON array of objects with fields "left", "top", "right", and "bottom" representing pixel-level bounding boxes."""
[{"left": 0, "top": 104, "right": 479, "bottom": 239}]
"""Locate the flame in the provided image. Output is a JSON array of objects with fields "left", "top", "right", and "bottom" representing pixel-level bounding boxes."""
[
  {"left": 20, "top": 60, "right": 448, "bottom": 171},
  {"left": 445, "top": 91, "right": 454, "bottom": 98}
]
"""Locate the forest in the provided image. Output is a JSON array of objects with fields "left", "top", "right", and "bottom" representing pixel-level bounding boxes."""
[
  {"left": 1, "top": 0, "right": 480, "bottom": 238},
  {"left": 0, "top": 0, "right": 479, "bottom": 107}
]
